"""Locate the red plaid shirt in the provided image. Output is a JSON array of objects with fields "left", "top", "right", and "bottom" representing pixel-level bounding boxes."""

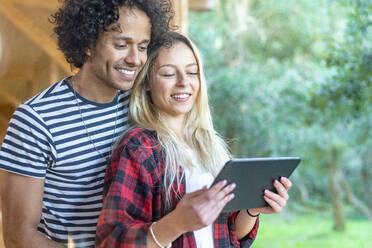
[{"left": 96, "top": 128, "right": 258, "bottom": 248}]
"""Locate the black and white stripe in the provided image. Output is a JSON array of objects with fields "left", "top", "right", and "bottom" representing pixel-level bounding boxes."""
[{"left": 0, "top": 78, "right": 130, "bottom": 247}]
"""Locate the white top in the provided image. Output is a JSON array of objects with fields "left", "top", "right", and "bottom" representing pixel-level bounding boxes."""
[{"left": 184, "top": 150, "right": 215, "bottom": 248}]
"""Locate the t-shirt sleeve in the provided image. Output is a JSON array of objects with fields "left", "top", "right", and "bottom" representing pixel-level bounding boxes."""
[{"left": 0, "top": 104, "right": 55, "bottom": 178}]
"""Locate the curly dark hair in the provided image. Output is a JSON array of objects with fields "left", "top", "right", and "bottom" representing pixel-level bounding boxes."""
[{"left": 50, "top": 0, "right": 174, "bottom": 68}]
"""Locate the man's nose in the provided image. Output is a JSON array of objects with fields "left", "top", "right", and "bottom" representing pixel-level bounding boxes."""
[{"left": 124, "top": 47, "right": 140, "bottom": 66}]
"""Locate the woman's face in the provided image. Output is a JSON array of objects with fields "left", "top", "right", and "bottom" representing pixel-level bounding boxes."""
[{"left": 149, "top": 42, "right": 200, "bottom": 123}]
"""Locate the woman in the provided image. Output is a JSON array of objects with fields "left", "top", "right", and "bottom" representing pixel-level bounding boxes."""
[{"left": 95, "top": 32, "right": 292, "bottom": 248}]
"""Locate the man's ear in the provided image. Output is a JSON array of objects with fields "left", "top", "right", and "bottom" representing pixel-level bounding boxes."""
[{"left": 86, "top": 47, "right": 91, "bottom": 57}]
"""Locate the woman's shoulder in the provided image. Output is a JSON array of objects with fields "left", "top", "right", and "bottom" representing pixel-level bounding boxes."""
[
  {"left": 119, "top": 127, "right": 158, "bottom": 148},
  {"left": 116, "top": 127, "right": 163, "bottom": 174}
]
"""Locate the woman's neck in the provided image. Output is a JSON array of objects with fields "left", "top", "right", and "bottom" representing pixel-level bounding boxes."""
[{"left": 163, "top": 115, "right": 186, "bottom": 142}]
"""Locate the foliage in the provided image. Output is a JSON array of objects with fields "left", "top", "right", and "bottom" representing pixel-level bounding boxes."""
[
  {"left": 308, "top": 0, "right": 372, "bottom": 203},
  {"left": 189, "top": 0, "right": 372, "bottom": 220},
  {"left": 312, "top": 0, "right": 372, "bottom": 117}
]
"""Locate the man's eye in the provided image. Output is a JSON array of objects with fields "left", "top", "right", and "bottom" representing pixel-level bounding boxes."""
[
  {"left": 115, "top": 44, "right": 127, "bottom": 48},
  {"left": 139, "top": 46, "right": 148, "bottom": 51},
  {"left": 162, "top": 73, "right": 174, "bottom": 77}
]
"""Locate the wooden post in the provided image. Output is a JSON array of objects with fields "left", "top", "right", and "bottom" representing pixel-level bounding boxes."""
[
  {"left": 189, "top": 0, "right": 215, "bottom": 11},
  {"left": 0, "top": 21, "right": 9, "bottom": 77},
  {"left": 171, "top": 0, "right": 188, "bottom": 34}
]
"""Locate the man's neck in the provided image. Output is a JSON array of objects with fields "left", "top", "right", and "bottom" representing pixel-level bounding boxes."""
[{"left": 71, "top": 71, "right": 118, "bottom": 104}]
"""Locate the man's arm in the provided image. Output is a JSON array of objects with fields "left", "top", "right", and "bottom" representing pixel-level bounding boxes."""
[{"left": 1, "top": 171, "right": 65, "bottom": 248}]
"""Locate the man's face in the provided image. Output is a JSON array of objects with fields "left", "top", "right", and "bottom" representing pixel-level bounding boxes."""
[{"left": 86, "top": 6, "right": 151, "bottom": 91}]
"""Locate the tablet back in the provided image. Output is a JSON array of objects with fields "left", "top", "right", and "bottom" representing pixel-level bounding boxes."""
[{"left": 213, "top": 157, "right": 301, "bottom": 212}]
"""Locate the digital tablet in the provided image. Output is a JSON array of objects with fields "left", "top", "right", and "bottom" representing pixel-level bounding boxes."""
[{"left": 212, "top": 157, "right": 301, "bottom": 212}]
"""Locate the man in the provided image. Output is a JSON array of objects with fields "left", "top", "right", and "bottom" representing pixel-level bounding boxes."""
[{"left": 0, "top": 0, "right": 173, "bottom": 247}]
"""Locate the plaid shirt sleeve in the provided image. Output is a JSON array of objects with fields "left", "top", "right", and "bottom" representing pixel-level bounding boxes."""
[
  {"left": 96, "top": 128, "right": 163, "bottom": 248},
  {"left": 231, "top": 212, "right": 259, "bottom": 247},
  {"left": 214, "top": 211, "right": 259, "bottom": 248}
]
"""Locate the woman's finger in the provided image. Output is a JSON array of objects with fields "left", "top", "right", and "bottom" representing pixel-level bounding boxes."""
[
  {"left": 264, "top": 189, "right": 286, "bottom": 208},
  {"left": 206, "top": 181, "right": 235, "bottom": 201},
  {"left": 192, "top": 187, "right": 235, "bottom": 225},
  {"left": 199, "top": 182, "right": 235, "bottom": 211},
  {"left": 215, "top": 182, "right": 236, "bottom": 200},
  {"left": 208, "top": 180, "right": 228, "bottom": 196},
  {"left": 225, "top": 192, "right": 235, "bottom": 204},
  {"left": 279, "top": 177, "right": 292, "bottom": 191},
  {"left": 263, "top": 195, "right": 283, "bottom": 213},
  {"left": 206, "top": 191, "right": 235, "bottom": 219},
  {"left": 274, "top": 180, "right": 289, "bottom": 201}
]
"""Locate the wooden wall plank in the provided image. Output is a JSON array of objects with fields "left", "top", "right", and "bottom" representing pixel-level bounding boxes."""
[
  {"left": 0, "top": 0, "right": 70, "bottom": 73},
  {"left": 0, "top": 86, "right": 20, "bottom": 108},
  {"left": 10, "top": 0, "right": 58, "bottom": 9}
]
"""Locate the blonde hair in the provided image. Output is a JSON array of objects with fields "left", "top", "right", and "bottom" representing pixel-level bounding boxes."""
[{"left": 129, "top": 32, "right": 230, "bottom": 204}]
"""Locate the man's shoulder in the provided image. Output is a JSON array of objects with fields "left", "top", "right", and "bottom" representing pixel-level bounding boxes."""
[{"left": 23, "top": 78, "right": 70, "bottom": 107}]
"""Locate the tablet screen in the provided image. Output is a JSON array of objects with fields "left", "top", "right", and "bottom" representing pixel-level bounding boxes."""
[{"left": 212, "top": 157, "right": 301, "bottom": 212}]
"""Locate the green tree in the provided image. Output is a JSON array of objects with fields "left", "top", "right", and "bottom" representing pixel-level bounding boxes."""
[{"left": 189, "top": 0, "right": 372, "bottom": 232}]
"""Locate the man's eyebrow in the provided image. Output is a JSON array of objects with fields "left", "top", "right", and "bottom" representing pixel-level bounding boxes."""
[
  {"left": 112, "top": 36, "right": 150, "bottom": 43},
  {"left": 141, "top": 39, "right": 151, "bottom": 44},
  {"left": 113, "top": 36, "right": 131, "bottom": 41}
]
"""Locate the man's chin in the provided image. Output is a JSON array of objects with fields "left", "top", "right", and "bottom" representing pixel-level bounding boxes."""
[{"left": 116, "top": 80, "right": 135, "bottom": 91}]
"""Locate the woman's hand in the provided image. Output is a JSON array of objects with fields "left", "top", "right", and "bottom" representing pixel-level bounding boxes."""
[
  {"left": 249, "top": 177, "right": 292, "bottom": 215},
  {"left": 170, "top": 180, "right": 236, "bottom": 234},
  {"left": 149, "top": 180, "right": 236, "bottom": 246}
]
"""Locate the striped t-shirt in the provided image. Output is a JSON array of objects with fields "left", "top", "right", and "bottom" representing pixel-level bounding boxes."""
[{"left": 0, "top": 77, "right": 130, "bottom": 247}]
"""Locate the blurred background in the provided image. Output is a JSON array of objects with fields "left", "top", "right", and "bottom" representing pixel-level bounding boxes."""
[{"left": 0, "top": 0, "right": 371, "bottom": 247}]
